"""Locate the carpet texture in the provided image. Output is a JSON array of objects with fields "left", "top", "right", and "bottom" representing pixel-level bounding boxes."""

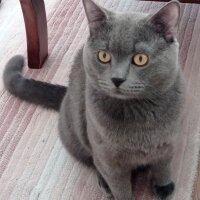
[{"left": 0, "top": 0, "right": 200, "bottom": 199}]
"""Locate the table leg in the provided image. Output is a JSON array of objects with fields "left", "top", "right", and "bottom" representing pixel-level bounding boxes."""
[{"left": 19, "top": 0, "right": 48, "bottom": 69}]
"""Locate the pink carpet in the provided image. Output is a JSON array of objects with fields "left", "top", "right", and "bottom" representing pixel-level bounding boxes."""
[{"left": 0, "top": 0, "right": 199, "bottom": 199}]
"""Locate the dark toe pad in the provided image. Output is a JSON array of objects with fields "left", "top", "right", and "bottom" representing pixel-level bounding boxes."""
[
  {"left": 153, "top": 182, "right": 175, "bottom": 199},
  {"left": 97, "top": 172, "right": 113, "bottom": 198}
]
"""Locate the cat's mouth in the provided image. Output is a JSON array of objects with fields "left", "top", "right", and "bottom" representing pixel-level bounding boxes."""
[
  {"left": 113, "top": 88, "right": 142, "bottom": 95},
  {"left": 113, "top": 88, "right": 141, "bottom": 94},
  {"left": 98, "top": 81, "right": 144, "bottom": 99},
  {"left": 101, "top": 87, "right": 142, "bottom": 99}
]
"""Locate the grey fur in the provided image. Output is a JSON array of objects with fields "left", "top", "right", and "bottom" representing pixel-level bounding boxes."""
[
  {"left": 3, "top": 55, "right": 66, "bottom": 110},
  {"left": 3, "top": 0, "right": 185, "bottom": 199}
]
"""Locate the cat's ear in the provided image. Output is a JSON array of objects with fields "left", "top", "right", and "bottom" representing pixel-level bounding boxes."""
[
  {"left": 148, "top": 1, "right": 180, "bottom": 41},
  {"left": 82, "top": 0, "right": 107, "bottom": 33}
]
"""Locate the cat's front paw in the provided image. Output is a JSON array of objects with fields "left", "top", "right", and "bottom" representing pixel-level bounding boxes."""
[{"left": 153, "top": 182, "right": 175, "bottom": 200}]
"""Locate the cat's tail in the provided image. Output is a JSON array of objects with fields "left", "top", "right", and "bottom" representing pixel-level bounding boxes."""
[{"left": 3, "top": 55, "right": 67, "bottom": 111}]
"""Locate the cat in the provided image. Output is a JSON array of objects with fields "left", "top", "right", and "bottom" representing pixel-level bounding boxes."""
[{"left": 3, "top": 0, "right": 185, "bottom": 199}]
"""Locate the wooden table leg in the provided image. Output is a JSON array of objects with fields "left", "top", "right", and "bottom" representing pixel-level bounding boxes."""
[{"left": 19, "top": 0, "right": 48, "bottom": 69}]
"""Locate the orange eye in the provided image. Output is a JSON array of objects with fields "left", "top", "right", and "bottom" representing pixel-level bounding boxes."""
[
  {"left": 98, "top": 51, "right": 111, "bottom": 63},
  {"left": 133, "top": 53, "right": 149, "bottom": 67}
]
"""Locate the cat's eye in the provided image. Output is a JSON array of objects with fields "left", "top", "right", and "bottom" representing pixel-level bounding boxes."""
[
  {"left": 133, "top": 53, "right": 149, "bottom": 67},
  {"left": 98, "top": 51, "right": 111, "bottom": 64}
]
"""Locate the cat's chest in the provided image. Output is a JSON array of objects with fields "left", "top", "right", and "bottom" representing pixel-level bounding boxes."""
[
  {"left": 86, "top": 87, "right": 182, "bottom": 153},
  {"left": 87, "top": 114, "right": 173, "bottom": 166},
  {"left": 87, "top": 106, "right": 175, "bottom": 150},
  {"left": 86, "top": 97, "right": 179, "bottom": 153}
]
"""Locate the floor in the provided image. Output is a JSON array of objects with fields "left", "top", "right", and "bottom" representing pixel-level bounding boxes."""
[
  {"left": 176, "top": 2, "right": 200, "bottom": 199},
  {"left": 193, "top": 158, "right": 200, "bottom": 199}
]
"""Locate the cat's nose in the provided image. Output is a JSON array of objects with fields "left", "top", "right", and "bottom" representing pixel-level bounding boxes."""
[{"left": 111, "top": 78, "right": 125, "bottom": 88}]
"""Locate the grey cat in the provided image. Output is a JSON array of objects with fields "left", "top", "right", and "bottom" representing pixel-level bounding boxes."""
[{"left": 3, "top": 0, "right": 185, "bottom": 199}]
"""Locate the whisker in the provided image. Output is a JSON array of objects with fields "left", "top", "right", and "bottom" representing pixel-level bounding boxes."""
[
  {"left": 129, "top": 86, "right": 145, "bottom": 89},
  {"left": 98, "top": 79, "right": 107, "bottom": 83},
  {"left": 100, "top": 82, "right": 108, "bottom": 86},
  {"left": 98, "top": 80, "right": 109, "bottom": 87},
  {"left": 100, "top": 85, "right": 110, "bottom": 89}
]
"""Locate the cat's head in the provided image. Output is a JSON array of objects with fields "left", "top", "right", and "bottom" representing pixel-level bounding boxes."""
[{"left": 82, "top": 0, "right": 181, "bottom": 99}]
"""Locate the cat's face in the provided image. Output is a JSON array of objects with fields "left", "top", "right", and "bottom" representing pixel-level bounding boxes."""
[{"left": 82, "top": 0, "right": 180, "bottom": 99}]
